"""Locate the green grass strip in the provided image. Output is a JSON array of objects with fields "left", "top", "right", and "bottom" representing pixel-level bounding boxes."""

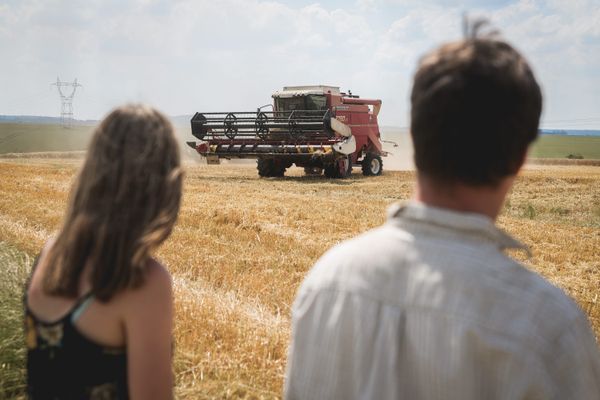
[{"left": 0, "top": 242, "right": 31, "bottom": 399}]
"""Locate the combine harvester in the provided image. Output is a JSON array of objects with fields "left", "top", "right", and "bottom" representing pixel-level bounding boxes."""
[{"left": 187, "top": 85, "right": 391, "bottom": 178}]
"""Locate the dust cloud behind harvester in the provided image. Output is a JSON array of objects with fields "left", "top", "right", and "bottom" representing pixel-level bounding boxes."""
[{"left": 380, "top": 127, "right": 414, "bottom": 171}]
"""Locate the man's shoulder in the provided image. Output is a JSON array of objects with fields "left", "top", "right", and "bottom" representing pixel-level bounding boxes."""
[
  {"left": 321, "top": 223, "right": 407, "bottom": 263},
  {"left": 300, "top": 223, "right": 408, "bottom": 290},
  {"left": 298, "top": 220, "right": 585, "bottom": 337},
  {"left": 503, "top": 262, "right": 587, "bottom": 336}
]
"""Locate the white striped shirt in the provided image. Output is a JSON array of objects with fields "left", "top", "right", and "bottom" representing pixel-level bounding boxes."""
[{"left": 285, "top": 202, "right": 600, "bottom": 400}]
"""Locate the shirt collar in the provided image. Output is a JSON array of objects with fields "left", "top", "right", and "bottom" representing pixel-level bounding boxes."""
[{"left": 387, "top": 201, "right": 530, "bottom": 256}]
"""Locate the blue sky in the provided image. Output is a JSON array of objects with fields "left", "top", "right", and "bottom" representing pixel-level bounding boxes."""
[{"left": 1, "top": 0, "right": 599, "bottom": 129}]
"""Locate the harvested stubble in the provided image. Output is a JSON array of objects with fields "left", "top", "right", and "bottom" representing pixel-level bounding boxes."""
[{"left": 0, "top": 159, "right": 598, "bottom": 398}]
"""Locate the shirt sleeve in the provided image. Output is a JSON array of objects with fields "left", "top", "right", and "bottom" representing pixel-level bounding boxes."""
[{"left": 544, "top": 313, "right": 600, "bottom": 400}]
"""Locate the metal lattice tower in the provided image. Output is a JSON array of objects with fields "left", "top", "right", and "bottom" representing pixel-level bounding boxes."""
[{"left": 51, "top": 77, "right": 82, "bottom": 127}]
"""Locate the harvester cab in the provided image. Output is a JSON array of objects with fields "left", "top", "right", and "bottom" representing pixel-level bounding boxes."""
[{"left": 187, "top": 85, "right": 387, "bottom": 178}]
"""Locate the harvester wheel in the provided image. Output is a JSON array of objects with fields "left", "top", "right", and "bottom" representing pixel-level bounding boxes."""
[
  {"left": 304, "top": 166, "right": 323, "bottom": 176},
  {"left": 345, "top": 157, "right": 353, "bottom": 176},
  {"left": 255, "top": 112, "right": 269, "bottom": 140},
  {"left": 324, "top": 156, "right": 351, "bottom": 179},
  {"left": 324, "top": 164, "right": 337, "bottom": 178},
  {"left": 288, "top": 119, "right": 302, "bottom": 139},
  {"left": 224, "top": 113, "right": 238, "bottom": 139},
  {"left": 257, "top": 158, "right": 286, "bottom": 177},
  {"left": 362, "top": 153, "right": 383, "bottom": 176}
]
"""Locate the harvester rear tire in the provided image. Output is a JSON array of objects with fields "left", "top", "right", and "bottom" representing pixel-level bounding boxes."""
[
  {"left": 257, "top": 158, "right": 286, "bottom": 177},
  {"left": 362, "top": 153, "right": 383, "bottom": 176}
]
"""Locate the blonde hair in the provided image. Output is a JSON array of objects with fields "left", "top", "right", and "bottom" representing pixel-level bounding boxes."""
[{"left": 43, "top": 104, "right": 183, "bottom": 301}]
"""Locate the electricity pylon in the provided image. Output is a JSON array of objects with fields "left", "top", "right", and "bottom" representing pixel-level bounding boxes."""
[{"left": 51, "top": 77, "right": 82, "bottom": 127}]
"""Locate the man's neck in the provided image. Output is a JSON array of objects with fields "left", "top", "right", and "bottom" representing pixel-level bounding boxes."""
[{"left": 414, "top": 174, "right": 514, "bottom": 221}]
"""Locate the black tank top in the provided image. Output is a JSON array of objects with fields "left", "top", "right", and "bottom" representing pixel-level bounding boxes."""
[{"left": 24, "top": 261, "right": 128, "bottom": 399}]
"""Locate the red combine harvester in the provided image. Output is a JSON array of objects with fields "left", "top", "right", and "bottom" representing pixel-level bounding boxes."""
[{"left": 187, "top": 85, "right": 388, "bottom": 178}]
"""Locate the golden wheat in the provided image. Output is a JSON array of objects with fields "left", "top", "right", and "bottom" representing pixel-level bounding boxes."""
[{"left": 0, "top": 159, "right": 598, "bottom": 399}]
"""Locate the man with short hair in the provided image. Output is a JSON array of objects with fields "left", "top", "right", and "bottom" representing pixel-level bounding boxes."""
[{"left": 285, "top": 27, "right": 600, "bottom": 399}]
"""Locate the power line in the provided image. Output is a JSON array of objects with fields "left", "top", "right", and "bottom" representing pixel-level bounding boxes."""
[{"left": 51, "top": 77, "right": 82, "bottom": 127}]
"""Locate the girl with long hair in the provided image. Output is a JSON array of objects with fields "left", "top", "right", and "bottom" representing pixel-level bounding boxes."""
[{"left": 24, "top": 104, "right": 182, "bottom": 399}]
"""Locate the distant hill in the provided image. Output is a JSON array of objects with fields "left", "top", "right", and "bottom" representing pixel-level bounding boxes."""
[
  {"left": 540, "top": 129, "right": 600, "bottom": 137},
  {"left": 0, "top": 115, "right": 98, "bottom": 126},
  {"left": 3, "top": 116, "right": 598, "bottom": 136},
  {"left": 0, "top": 114, "right": 193, "bottom": 127},
  {"left": 1, "top": 115, "right": 599, "bottom": 159},
  {"left": 382, "top": 128, "right": 600, "bottom": 137}
]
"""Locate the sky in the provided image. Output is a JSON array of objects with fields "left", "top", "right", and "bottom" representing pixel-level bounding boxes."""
[{"left": 1, "top": 0, "right": 599, "bottom": 129}]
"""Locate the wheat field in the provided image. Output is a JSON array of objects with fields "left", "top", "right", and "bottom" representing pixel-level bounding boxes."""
[{"left": 0, "top": 159, "right": 599, "bottom": 399}]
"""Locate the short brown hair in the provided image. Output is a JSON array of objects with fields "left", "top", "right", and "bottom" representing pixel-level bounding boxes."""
[
  {"left": 43, "top": 104, "right": 183, "bottom": 301},
  {"left": 410, "top": 28, "right": 542, "bottom": 186}
]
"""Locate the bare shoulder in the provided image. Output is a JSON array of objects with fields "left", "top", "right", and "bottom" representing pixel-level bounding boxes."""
[
  {"left": 27, "top": 237, "right": 57, "bottom": 295},
  {"left": 144, "top": 258, "right": 173, "bottom": 290},
  {"left": 119, "top": 258, "right": 172, "bottom": 313}
]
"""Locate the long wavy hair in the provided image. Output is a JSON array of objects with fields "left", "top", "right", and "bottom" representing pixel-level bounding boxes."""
[{"left": 43, "top": 104, "right": 183, "bottom": 302}]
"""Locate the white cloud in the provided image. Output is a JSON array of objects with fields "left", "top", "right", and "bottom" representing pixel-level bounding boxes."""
[
  {"left": 0, "top": 0, "right": 599, "bottom": 128},
  {"left": 484, "top": 0, "right": 600, "bottom": 127}
]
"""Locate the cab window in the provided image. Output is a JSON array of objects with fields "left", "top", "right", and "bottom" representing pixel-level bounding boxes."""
[{"left": 275, "top": 95, "right": 327, "bottom": 111}]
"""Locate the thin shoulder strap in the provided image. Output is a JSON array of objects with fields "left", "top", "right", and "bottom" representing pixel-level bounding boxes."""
[{"left": 70, "top": 293, "right": 95, "bottom": 323}]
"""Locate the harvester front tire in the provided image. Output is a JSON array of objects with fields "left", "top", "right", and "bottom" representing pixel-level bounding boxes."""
[
  {"left": 324, "top": 156, "right": 351, "bottom": 179},
  {"left": 324, "top": 164, "right": 337, "bottom": 178},
  {"left": 304, "top": 166, "right": 323, "bottom": 176},
  {"left": 362, "top": 154, "right": 383, "bottom": 176},
  {"left": 257, "top": 158, "right": 286, "bottom": 177}
]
